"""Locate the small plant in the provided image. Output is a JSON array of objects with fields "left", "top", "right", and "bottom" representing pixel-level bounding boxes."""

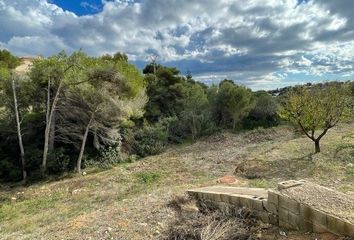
[
  {"left": 136, "top": 171, "right": 162, "bottom": 184},
  {"left": 346, "top": 167, "right": 354, "bottom": 176},
  {"left": 249, "top": 179, "right": 275, "bottom": 188}
]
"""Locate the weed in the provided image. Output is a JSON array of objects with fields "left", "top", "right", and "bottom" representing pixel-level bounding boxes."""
[
  {"left": 346, "top": 167, "right": 354, "bottom": 175},
  {"left": 136, "top": 171, "right": 163, "bottom": 184},
  {"left": 249, "top": 179, "right": 275, "bottom": 188},
  {"left": 0, "top": 204, "right": 18, "bottom": 221}
]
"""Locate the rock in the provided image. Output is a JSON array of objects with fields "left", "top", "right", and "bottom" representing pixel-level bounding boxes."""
[
  {"left": 181, "top": 202, "right": 199, "bottom": 213},
  {"left": 71, "top": 189, "right": 81, "bottom": 195},
  {"left": 217, "top": 175, "right": 237, "bottom": 184}
]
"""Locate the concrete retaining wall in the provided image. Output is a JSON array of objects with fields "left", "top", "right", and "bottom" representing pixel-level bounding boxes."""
[{"left": 187, "top": 181, "right": 354, "bottom": 237}]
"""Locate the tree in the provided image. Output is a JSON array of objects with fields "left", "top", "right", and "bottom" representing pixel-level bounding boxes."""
[
  {"left": 0, "top": 50, "right": 20, "bottom": 69},
  {"left": 11, "top": 73, "right": 27, "bottom": 183},
  {"left": 143, "top": 64, "right": 189, "bottom": 121},
  {"left": 0, "top": 52, "right": 28, "bottom": 182},
  {"left": 30, "top": 51, "right": 90, "bottom": 175},
  {"left": 57, "top": 64, "right": 146, "bottom": 174},
  {"left": 215, "top": 81, "right": 254, "bottom": 129},
  {"left": 244, "top": 91, "right": 279, "bottom": 128},
  {"left": 180, "top": 83, "right": 209, "bottom": 140},
  {"left": 279, "top": 83, "right": 352, "bottom": 153}
]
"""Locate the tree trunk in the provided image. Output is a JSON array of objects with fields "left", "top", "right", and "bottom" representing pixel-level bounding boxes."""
[
  {"left": 314, "top": 140, "right": 320, "bottom": 153},
  {"left": 12, "top": 75, "right": 27, "bottom": 183},
  {"left": 77, "top": 114, "right": 94, "bottom": 174},
  {"left": 191, "top": 113, "right": 196, "bottom": 141},
  {"left": 49, "top": 109, "right": 55, "bottom": 151},
  {"left": 42, "top": 79, "right": 63, "bottom": 175}
]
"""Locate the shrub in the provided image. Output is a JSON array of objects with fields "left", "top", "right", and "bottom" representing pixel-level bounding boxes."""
[
  {"left": 168, "top": 112, "right": 218, "bottom": 143},
  {"left": 47, "top": 148, "right": 70, "bottom": 174},
  {"left": 96, "top": 144, "right": 122, "bottom": 169},
  {"left": 133, "top": 119, "right": 170, "bottom": 157},
  {"left": 0, "top": 157, "right": 22, "bottom": 182}
]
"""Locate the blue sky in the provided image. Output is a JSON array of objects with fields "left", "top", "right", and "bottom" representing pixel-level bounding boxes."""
[
  {"left": 50, "top": 0, "right": 104, "bottom": 16},
  {"left": 1, "top": 0, "right": 354, "bottom": 90}
]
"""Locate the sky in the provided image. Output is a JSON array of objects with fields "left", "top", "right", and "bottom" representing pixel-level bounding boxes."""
[{"left": 0, "top": 0, "right": 353, "bottom": 90}]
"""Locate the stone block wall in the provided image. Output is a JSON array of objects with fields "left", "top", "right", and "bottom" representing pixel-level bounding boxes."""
[{"left": 187, "top": 181, "right": 354, "bottom": 238}]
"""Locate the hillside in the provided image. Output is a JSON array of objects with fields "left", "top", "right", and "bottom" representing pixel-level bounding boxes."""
[{"left": 1, "top": 124, "right": 354, "bottom": 240}]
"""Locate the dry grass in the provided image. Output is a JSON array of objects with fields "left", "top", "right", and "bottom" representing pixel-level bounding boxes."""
[{"left": 1, "top": 123, "right": 354, "bottom": 239}]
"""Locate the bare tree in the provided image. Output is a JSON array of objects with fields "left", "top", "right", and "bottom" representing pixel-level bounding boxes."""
[{"left": 11, "top": 73, "right": 27, "bottom": 183}]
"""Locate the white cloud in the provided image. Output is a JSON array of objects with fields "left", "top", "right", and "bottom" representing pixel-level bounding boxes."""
[{"left": 0, "top": 0, "right": 354, "bottom": 89}]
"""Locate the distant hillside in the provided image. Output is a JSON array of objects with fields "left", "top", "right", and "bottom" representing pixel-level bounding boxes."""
[
  {"left": 14, "top": 56, "right": 41, "bottom": 74},
  {"left": 267, "top": 81, "right": 354, "bottom": 96}
]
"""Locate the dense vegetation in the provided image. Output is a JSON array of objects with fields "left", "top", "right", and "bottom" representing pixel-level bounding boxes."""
[{"left": 0, "top": 49, "right": 352, "bottom": 183}]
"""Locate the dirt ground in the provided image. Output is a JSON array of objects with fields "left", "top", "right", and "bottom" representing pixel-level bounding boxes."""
[{"left": 1, "top": 124, "right": 354, "bottom": 239}]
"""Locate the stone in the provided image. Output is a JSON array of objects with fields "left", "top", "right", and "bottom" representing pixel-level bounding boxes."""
[
  {"left": 278, "top": 207, "right": 289, "bottom": 222},
  {"left": 326, "top": 215, "right": 345, "bottom": 235},
  {"left": 268, "top": 190, "right": 279, "bottom": 205},
  {"left": 239, "top": 196, "right": 253, "bottom": 209},
  {"left": 265, "top": 202, "right": 278, "bottom": 215},
  {"left": 220, "top": 193, "right": 231, "bottom": 203},
  {"left": 299, "top": 219, "right": 313, "bottom": 232},
  {"left": 344, "top": 221, "right": 354, "bottom": 237},
  {"left": 217, "top": 175, "right": 237, "bottom": 184},
  {"left": 313, "top": 223, "right": 328, "bottom": 233},
  {"left": 278, "top": 195, "right": 300, "bottom": 214},
  {"left": 288, "top": 211, "right": 300, "bottom": 230},
  {"left": 311, "top": 209, "right": 328, "bottom": 227},
  {"left": 251, "top": 197, "right": 264, "bottom": 211},
  {"left": 277, "top": 180, "right": 304, "bottom": 190},
  {"left": 300, "top": 204, "right": 312, "bottom": 221}
]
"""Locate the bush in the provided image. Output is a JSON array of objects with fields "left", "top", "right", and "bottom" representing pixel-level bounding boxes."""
[
  {"left": 96, "top": 144, "right": 122, "bottom": 169},
  {"left": 242, "top": 116, "right": 279, "bottom": 130},
  {"left": 25, "top": 147, "right": 43, "bottom": 180},
  {"left": 0, "top": 157, "right": 22, "bottom": 182},
  {"left": 168, "top": 112, "right": 218, "bottom": 143},
  {"left": 133, "top": 120, "right": 170, "bottom": 157},
  {"left": 47, "top": 148, "right": 70, "bottom": 175}
]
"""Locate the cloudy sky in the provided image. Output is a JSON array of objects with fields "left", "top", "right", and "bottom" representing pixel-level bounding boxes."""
[{"left": 0, "top": 0, "right": 353, "bottom": 89}]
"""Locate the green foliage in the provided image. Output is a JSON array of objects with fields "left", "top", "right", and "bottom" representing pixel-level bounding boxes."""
[
  {"left": 47, "top": 148, "right": 70, "bottom": 174},
  {"left": 0, "top": 50, "right": 20, "bottom": 69},
  {"left": 243, "top": 91, "right": 279, "bottom": 129},
  {"left": 144, "top": 65, "right": 188, "bottom": 121},
  {"left": 0, "top": 157, "right": 22, "bottom": 182},
  {"left": 1, "top": 48, "right": 352, "bottom": 183},
  {"left": 280, "top": 83, "right": 352, "bottom": 132},
  {"left": 213, "top": 81, "right": 254, "bottom": 129},
  {"left": 133, "top": 120, "right": 170, "bottom": 157},
  {"left": 136, "top": 171, "right": 162, "bottom": 184},
  {"left": 279, "top": 83, "right": 353, "bottom": 152},
  {"left": 96, "top": 145, "right": 122, "bottom": 169}
]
